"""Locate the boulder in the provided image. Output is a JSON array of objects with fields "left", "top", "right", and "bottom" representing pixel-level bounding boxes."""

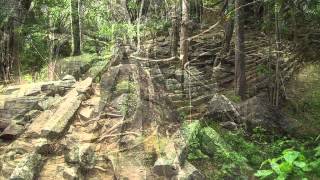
[
  {"left": 24, "top": 110, "right": 41, "bottom": 122},
  {"left": 199, "top": 127, "right": 229, "bottom": 157},
  {"left": 153, "top": 158, "right": 179, "bottom": 178},
  {"left": 153, "top": 131, "right": 190, "bottom": 178},
  {"left": 0, "top": 120, "right": 10, "bottom": 131},
  {"left": 204, "top": 94, "right": 242, "bottom": 123},
  {"left": 0, "top": 96, "right": 42, "bottom": 121},
  {"left": 9, "top": 153, "right": 43, "bottom": 180},
  {"left": 41, "top": 95, "right": 82, "bottom": 139},
  {"left": 79, "top": 106, "right": 94, "bottom": 120},
  {"left": 41, "top": 78, "right": 92, "bottom": 139},
  {"left": 37, "top": 95, "right": 62, "bottom": 110},
  {"left": 219, "top": 121, "right": 238, "bottom": 131},
  {"left": 63, "top": 166, "right": 80, "bottom": 180},
  {"left": 177, "top": 161, "right": 205, "bottom": 180},
  {"left": 65, "top": 143, "right": 96, "bottom": 170},
  {"left": 24, "top": 110, "right": 53, "bottom": 138},
  {"left": 0, "top": 123, "right": 25, "bottom": 140},
  {"left": 239, "top": 94, "right": 303, "bottom": 135}
]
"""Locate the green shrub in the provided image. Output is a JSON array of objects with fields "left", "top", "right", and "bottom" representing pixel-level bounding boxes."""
[{"left": 255, "top": 146, "right": 320, "bottom": 179}]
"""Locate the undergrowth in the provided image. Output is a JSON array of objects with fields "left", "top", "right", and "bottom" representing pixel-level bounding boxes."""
[{"left": 182, "top": 119, "right": 320, "bottom": 179}]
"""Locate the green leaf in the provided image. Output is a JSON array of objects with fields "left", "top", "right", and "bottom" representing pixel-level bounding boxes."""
[
  {"left": 294, "top": 161, "right": 311, "bottom": 172},
  {"left": 276, "top": 173, "right": 287, "bottom": 180},
  {"left": 279, "top": 162, "right": 293, "bottom": 174},
  {"left": 293, "top": 161, "right": 306, "bottom": 168},
  {"left": 270, "top": 160, "right": 282, "bottom": 175},
  {"left": 254, "top": 170, "right": 273, "bottom": 178},
  {"left": 283, "top": 150, "right": 300, "bottom": 164}
]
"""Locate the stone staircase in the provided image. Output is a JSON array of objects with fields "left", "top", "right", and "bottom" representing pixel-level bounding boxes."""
[
  {"left": 133, "top": 29, "right": 224, "bottom": 120},
  {"left": 132, "top": 28, "right": 302, "bottom": 120}
]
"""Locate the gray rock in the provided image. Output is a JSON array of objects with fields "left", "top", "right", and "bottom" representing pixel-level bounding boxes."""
[
  {"left": 63, "top": 75, "right": 76, "bottom": 82},
  {"left": 0, "top": 123, "right": 24, "bottom": 140},
  {"left": 9, "top": 153, "right": 42, "bottom": 180},
  {"left": 65, "top": 143, "right": 96, "bottom": 170},
  {"left": 153, "top": 131, "right": 189, "bottom": 178},
  {"left": 24, "top": 110, "right": 41, "bottom": 122},
  {"left": 165, "top": 79, "right": 181, "bottom": 91},
  {"left": 219, "top": 121, "right": 238, "bottom": 131},
  {"left": 239, "top": 94, "right": 303, "bottom": 135},
  {"left": 34, "top": 138, "right": 51, "bottom": 154},
  {"left": 199, "top": 127, "right": 229, "bottom": 157},
  {"left": 63, "top": 166, "right": 80, "bottom": 180},
  {"left": 0, "top": 96, "right": 42, "bottom": 121},
  {"left": 41, "top": 95, "right": 82, "bottom": 139},
  {"left": 204, "top": 94, "right": 242, "bottom": 123},
  {"left": 177, "top": 161, "right": 205, "bottom": 180},
  {"left": 79, "top": 106, "right": 94, "bottom": 120},
  {"left": 153, "top": 158, "right": 179, "bottom": 178},
  {"left": 41, "top": 78, "right": 92, "bottom": 139},
  {"left": 37, "top": 95, "right": 62, "bottom": 110}
]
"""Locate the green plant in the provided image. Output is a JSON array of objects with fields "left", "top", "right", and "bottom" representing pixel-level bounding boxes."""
[{"left": 255, "top": 149, "right": 311, "bottom": 179}]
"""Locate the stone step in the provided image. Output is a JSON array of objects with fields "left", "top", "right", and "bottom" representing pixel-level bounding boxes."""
[
  {"left": 218, "top": 76, "right": 234, "bottom": 86},
  {"left": 178, "top": 105, "right": 201, "bottom": 114},
  {"left": 172, "top": 94, "right": 213, "bottom": 108},
  {"left": 185, "top": 78, "right": 216, "bottom": 87},
  {"left": 185, "top": 112, "right": 204, "bottom": 120}
]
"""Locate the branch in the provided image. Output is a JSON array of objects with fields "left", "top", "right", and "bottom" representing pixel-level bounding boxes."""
[{"left": 130, "top": 55, "right": 178, "bottom": 62}]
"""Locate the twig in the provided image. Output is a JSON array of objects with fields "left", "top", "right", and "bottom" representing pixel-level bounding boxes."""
[{"left": 130, "top": 55, "right": 178, "bottom": 62}]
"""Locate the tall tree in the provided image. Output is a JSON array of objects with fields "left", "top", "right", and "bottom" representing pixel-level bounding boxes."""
[
  {"left": 223, "top": 0, "right": 234, "bottom": 53},
  {"left": 71, "top": 0, "right": 81, "bottom": 56},
  {"left": 0, "top": 0, "right": 32, "bottom": 83},
  {"left": 180, "top": 0, "right": 189, "bottom": 78},
  {"left": 273, "top": 1, "right": 281, "bottom": 106},
  {"left": 171, "top": 0, "right": 179, "bottom": 57},
  {"left": 234, "top": 0, "right": 246, "bottom": 99},
  {"left": 137, "top": 0, "right": 145, "bottom": 52}
]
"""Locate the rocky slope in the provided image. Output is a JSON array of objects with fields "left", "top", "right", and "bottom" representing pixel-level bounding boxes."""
[{"left": 0, "top": 26, "right": 305, "bottom": 179}]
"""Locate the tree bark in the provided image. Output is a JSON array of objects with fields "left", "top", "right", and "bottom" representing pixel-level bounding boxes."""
[
  {"left": 137, "top": 0, "right": 145, "bottom": 52},
  {"left": 180, "top": 0, "right": 189, "bottom": 92},
  {"left": 71, "top": 0, "right": 81, "bottom": 56},
  {"left": 223, "top": 0, "right": 234, "bottom": 53},
  {"left": 0, "top": 0, "right": 32, "bottom": 83},
  {"left": 171, "top": 1, "right": 179, "bottom": 57},
  {"left": 234, "top": 0, "right": 246, "bottom": 99},
  {"left": 274, "top": 2, "right": 281, "bottom": 106}
]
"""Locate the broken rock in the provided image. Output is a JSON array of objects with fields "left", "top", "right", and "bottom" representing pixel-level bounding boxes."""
[{"left": 9, "top": 153, "right": 43, "bottom": 180}]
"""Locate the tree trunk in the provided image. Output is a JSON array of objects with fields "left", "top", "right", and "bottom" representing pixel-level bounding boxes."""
[
  {"left": 71, "top": 0, "right": 81, "bottom": 56},
  {"left": 171, "top": 1, "right": 179, "bottom": 57},
  {"left": 274, "top": 2, "right": 281, "bottom": 106},
  {"left": 180, "top": 0, "right": 189, "bottom": 92},
  {"left": 234, "top": 0, "right": 246, "bottom": 99},
  {"left": 48, "top": 12, "right": 56, "bottom": 81},
  {"left": 0, "top": 0, "right": 31, "bottom": 83},
  {"left": 223, "top": 0, "right": 234, "bottom": 53},
  {"left": 137, "top": 0, "right": 145, "bottom": 52}
]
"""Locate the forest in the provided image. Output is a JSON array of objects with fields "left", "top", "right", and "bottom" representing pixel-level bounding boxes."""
[{"left": 0, "top": 0, "right": 320, "bottom": 179}]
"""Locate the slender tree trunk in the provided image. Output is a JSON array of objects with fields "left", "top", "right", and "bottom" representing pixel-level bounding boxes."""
[
  {"left": 234, "top": 0, "right": 246, "bottom": 99},
  {"left": 71, "top": 0, "right": 81, "bottom": 56},
  {"left": 48, "top": 12, "right": 55, "bottom": 81},
  {"left": 223, "top": 0, "right": 234, "bottom": 53},
  {"left": 137, "top": 0, "right": 145, "bottom": 52},
  {"left": 171, "top": 1, "right": 179, "bottom": 57},
  {"left": 274, "top": 2, "right": 280, "bottom": 106},
  {"left": 180, "top": 0, "right": 189, "bottom": 92}
]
